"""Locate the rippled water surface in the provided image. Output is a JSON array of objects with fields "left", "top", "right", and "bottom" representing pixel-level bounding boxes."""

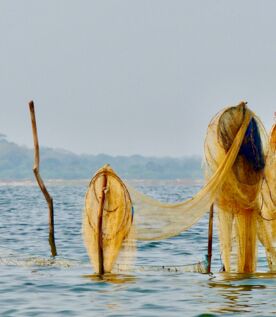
[{"left": 1, "top": 181, "right": 276, "bottom": 317}]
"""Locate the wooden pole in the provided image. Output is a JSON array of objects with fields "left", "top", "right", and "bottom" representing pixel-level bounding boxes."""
[
  {"left": 207, "top": 203, "right": 214, "bottom": 274},
  {"left": 28, "top": 100, "right": 57, "bottom": 257},
  {"left": 97, "top": 173, "right": 107, "bottom": 274}
]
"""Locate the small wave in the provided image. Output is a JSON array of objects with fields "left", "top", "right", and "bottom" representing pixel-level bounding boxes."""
[{"left": 0, "top": 246, "right": 81, "bottom": 268}]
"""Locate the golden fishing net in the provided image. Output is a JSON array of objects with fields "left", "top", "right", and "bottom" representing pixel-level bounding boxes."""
[
  {"left": 127, "top": 104, "right": 252, "bottom": 242},
  {"left": 83, "top": 102, "right": 276, "bottom": 274},
  {"left": 204, "top": 104, "right": 276, "bottom": 272},
  {"left": 261, "top": 123, "right": 276, "bottom": 221},
  {"left": 83, "top": 165, "right": 135, "bottom": 273},
  {"left": 257, "top": 123, "right": 276, "bottom": 271},
  {"left": 204, "top": 103, "right": 263, "bottom": 272}
]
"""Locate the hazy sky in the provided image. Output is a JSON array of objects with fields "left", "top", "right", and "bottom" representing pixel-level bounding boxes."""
[{"left": 1, "top": 1, "right": 276, "bottom": 157}]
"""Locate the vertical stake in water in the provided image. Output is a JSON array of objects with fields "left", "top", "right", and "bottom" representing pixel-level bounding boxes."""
[
  {"left": 97, "top": 172, "right": 107, "bottom": 274},
  {"left": 207, "top": 203, "right": 214, "bottom": 274},
  {"left": 28, "top": 101, "right": 57, "bottom": 257}
]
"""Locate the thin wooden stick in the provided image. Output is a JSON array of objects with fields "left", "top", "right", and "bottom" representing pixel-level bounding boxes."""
[
  {"left": 207, "top": 203, "right": 214, "bottom": 273},
  {"left": 97, "top": 172, "right": 107, "bottom": 274},
  {"left": 28, "top": 100, "right": 57, "bottom": 257}
]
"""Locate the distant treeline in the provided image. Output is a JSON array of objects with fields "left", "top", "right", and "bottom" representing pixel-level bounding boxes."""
[{"left": 0, "top": 135, "right": 203, "bottom": 180}]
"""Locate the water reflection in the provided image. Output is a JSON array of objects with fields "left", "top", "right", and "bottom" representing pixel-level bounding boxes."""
[
  {"left": 83, "top": 273, "right": 136, "bottom": 284},
  {"left": 207, "top": 273, "right": 274, "bottom": 314}
]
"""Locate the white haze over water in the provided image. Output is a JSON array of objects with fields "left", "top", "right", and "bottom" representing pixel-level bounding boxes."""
[{"left": 1, "top": 1, "right": 276, "bottom": 157}]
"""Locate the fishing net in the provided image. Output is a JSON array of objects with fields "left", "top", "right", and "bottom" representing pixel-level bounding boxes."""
[
  {"left": 261, "top": 123, "right": 276, "bottom": 221},
  {"left": 204, "top": 103, "right": 264, "bottom": 272},
  {"left": 83, "top": 165, "right": 135, "bottom": 273},
  {"left": 114, "top": 258, "right": 209, "bottom": 274},
  {"left": 257, "top": 123, "right": 276, "bottom": 270},
  {"left": 84, "top": 102, "right": 252, "bottom": 273},
  {"left": 127, "top": 105, "right": 252, "bottom": 241},
  {"left": 83, "top": 102, "right": 276, "bottom": 274},
  {"left": 204, "top": 104, "right": 276, "bottom": 272}
]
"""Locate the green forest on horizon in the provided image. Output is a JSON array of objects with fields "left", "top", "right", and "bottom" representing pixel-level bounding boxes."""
[{"left": 0, "top": 134, "right": 203, "bottom": 180}]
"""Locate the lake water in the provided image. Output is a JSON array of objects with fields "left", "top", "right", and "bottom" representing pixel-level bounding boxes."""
[{"left": 1, "top": 180, "right": 276, "bottom": 317}]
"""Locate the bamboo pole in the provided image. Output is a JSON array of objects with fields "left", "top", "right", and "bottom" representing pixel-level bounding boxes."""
[
  {"left": 28, "top": 100, "right": 57, "bottom": 257},
  {"left": 97, "top": 173, "right": 108, "bottom": 274},
  {"left": 207, "top": 203, "right": 214, "bottom": 273}
]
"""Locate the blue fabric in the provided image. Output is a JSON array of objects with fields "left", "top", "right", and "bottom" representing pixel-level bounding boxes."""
[
  {"left": 131, "top": 206, "right": 134, "bottom": 222},
  {"left": 239, "top": 118, "right": 265, "bottom": 171}
]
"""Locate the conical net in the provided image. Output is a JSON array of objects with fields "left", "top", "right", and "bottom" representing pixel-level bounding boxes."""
[{"left": 83, "top": 165, "right": 135, "bottom": 273}]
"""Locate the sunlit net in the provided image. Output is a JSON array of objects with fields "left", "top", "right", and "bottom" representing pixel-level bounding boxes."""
[{"left": 83, "top": 102, "right": 276, "bottom": 274}]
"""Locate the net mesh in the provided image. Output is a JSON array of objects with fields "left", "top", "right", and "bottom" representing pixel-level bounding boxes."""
[
  {"left": 261, "top": 124, "right": 276, "bottom": 221},
  {"left": 204, "top": 103, "right": 263, "bottom": 272},
  {"left": 127, "top": 105, "right": 252, "bottom": 242},
  {"left": 258, "top": 123, "right": 276, "bottom": 271},
  {"left": 83, "top": 165, "right": 135, "bottom": 273},
  {"left": 83, "top": 102, "right": 276, "bottom": 274}
]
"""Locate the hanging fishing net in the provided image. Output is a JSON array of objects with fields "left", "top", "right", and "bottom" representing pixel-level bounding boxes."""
[
  {"left": 126, "top": 104, "right": 252, "bottom": 242},
  {"left": 204, "top": 104, "right": 276, "bottom": 273},
  {"left": 261, "top": 123, "right": 276, "bottom": 221},
  {"left": 83, "top": 102, "right": 276, "bottom": 274},
  {"left": 257, "top": 122, "right": 276, "bottom": 270},
  {"left": 83, "top": 165, "right": 135, "bottom": 273},
  {"left": 204, "top": 103, "right": 265, "bottom": 272}
]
